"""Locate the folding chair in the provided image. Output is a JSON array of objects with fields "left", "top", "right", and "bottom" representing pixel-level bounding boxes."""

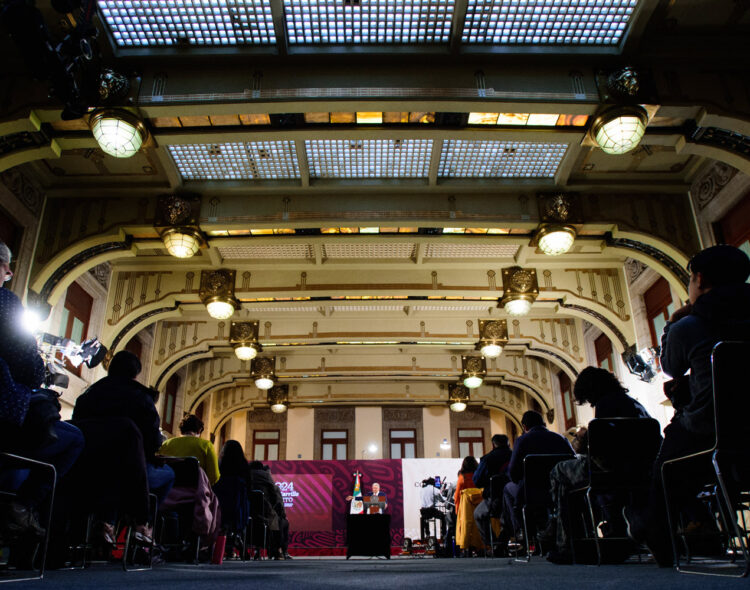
[
  {"left": 662, "top": 340, "right": 750, "bottom": 577},
  {"left": 516, "top": 453, "right": 572, "bottom": 562},
  {"left": 0, "top": 453, "right": 56, "bottom": 584},
  {"left": 248, "top": 489, "right": 268, "bottom": 559},
  {"left": 486, "top": 474, "right": 507, "bottom": 558},
  {"left": 571, "top": 418, "right": 661, "bottom": 565},
  {"left": 157, "top": 456, "right": 202, "bottom": 564}
]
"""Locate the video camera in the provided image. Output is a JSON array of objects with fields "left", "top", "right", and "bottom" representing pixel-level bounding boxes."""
[{"left": 37, "top": 332, "right": 107, "bottom": 389}]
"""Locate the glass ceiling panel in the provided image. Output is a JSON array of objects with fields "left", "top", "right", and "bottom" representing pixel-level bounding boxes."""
[
  {"left": 168, "top": 141, "right": 299, "bottom": 180},
  {"left": 306, "top": 139, "right": 432, "bottom": 178},
  {"left": 98, "top": 0, "right": 276, "bottom": 47},
  {"left": 462, "top": 0, "right": 638, "bottom": 45},
  {"left": 439, "top": 140, "right": 568, "bottom": 178},
  {"left": 284, "top": 0, "right": 455, "bottom": 44}
]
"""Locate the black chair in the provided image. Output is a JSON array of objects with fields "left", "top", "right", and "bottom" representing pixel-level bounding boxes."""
[
  {"left": 486, "top": 473, "right": 507, "bottom": 558},
  {"left": 0, "top": 453, "right": 56, "bottom": 584},
  {"left": 662, "top": 340, "right": 750, "bottom": 577},
  {"left": 248, "top": 489, "right": 268, "bottom": 559},
  {"left": 570, "top": 418, "right": 662, "bottom": 565},
  {"left": 516, "top": 453, "right": 572, "bottom": 562},
  {"left": 157, "top": 456, "right": 202, "bottom": 564}
]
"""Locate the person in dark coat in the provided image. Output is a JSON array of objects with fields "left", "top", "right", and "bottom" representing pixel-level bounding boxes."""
[
  {"left": 472, "top": 434, "right": 512, "bottom": 551},
  {"left": 249, "top": 460, "right": 291, "bottom": 559},
  {"left": 213, "top": 440, "right": 250, "bottom": 535},
  {"left": 503, "top": 411, "right": 573, "bottom": 542},
  {"left": 73, "top": 350, "right": 175, "bottom": 543},
  {"left": 625, "top": 245, "right": 750, "bottom": 566}
]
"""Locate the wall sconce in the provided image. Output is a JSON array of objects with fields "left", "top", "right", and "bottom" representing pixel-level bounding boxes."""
[
  {"left": 499, "top": 267, "right": 538, "bottom": 316},
  {"left": 267, "top": 383, "right": 288, "bottom": 413},
  {"left": 440, "top": 438, "right": 451, "bottom": 450},
  {"left": 476, "top": 319, "right": 508, "bottom": 359},
  {"left": 252, "top": 356, "right": 276, "bottom": 390},
  {"left": 154, "top": 194, "right": 205, "bottom": 259},
  {"left": 230, "top": 321, "right": 262, "bottom": 361},
  {"left": 449, "top": 383, "right": 470, "bottom": 412},
  {"left": 199, "top": 269, "right": 240, "bottom": 320},
  {"left": 89, "top": 108, "right": 148, "bottom": 158},
  {"left": 461, "top": 355, "right": 486, "bottom": 389}
]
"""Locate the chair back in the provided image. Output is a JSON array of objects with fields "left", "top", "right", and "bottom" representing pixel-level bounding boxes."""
[
  {"left": 586, "top": 418, "right": 662, "bottom": 489},
  {"left": 248, "top": 489, "right": 266, "bottom": 518},
  {"left": 522, "top": 454, "right": 571, "bottom": 507},
  {"left": 163, "top": 455, "right": 201, "bottom": 488},
  {"left": 712, "top": 341, "right": 750, "bottom": 453},
  {"left": 488, "top": 473, "right": 507, "bottom": 500}
]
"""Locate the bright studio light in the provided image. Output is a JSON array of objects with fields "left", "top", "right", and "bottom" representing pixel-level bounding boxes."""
[
  {"left": 449, "top": 401, "right": 467, "bottom": 412},
  {"left": 440, "top": 438, "right": 451, "bottom": 449},
  {"left": 538, "top": 225, "right": 576, "bottom": 256},
  {"left": 90, "top": 109, "right": 146, "bottom": 158},
  {"left": 593, "top": 106, "right": 648, "bottom": 155},
  {"left": 270, "top": 403, "right": 287, "bottom": 413},
  {"left": 368, "top": 443, "right": 378, "bottom": 453},
  {"left": 255, "top": 377, "right": 275, "bottom": 390},
  {"left": 162, "top": 228, "right": 202, "bottom": 258},
  {"left": 21, "top": 309, "right": 42, "bottom": 334},
  {"left": 504, "top": 298, "right": 532, "bottom": 317},
  {"left": 463, "top": 375, "right": 483, "bottom": 389},
  {"left": 234, "top": 344, "right": 259, "bottom": 361},
  {"left": 480, "top": 342, "right": 503, "bottom": 359},
  {"left": 206, "top": 299, "right": 236, "bottom": 320}
]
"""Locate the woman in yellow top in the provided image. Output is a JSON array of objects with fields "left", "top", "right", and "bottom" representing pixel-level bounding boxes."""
[{"left": 159, "top": 414, "right": 221, "bottom": 485}]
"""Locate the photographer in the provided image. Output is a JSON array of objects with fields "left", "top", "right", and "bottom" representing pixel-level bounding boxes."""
[{"left": 0, "top": 240, "right": 84, "bottom": 541}]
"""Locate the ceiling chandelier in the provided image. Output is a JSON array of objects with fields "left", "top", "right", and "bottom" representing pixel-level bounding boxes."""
[
  {"left": 199, "top": 269, "right": 240, "bottom": 320},
  {"left": 461, "top": 355, "right": 486, "bottom": 389},
  {"left": 252, "top": 356, "right": 276, "bottom": 390},
  {"left": 448, "top": 383, "right": 470, "bottom": 412},
  {"left": 89, "top": 108, "right": 147, "bottom": 158},
  {"left": 476, "top": 319, "right": 508, "bottom": 359},
  {"left": 230, "top": 321, "right": 262, "bottom": 361},
  {"left": 592, "top": 105, "right": 648, "bottom": 155},
  {"left": 268, "top": 384, "right": 289, "bottom": 414},
  {"left": 499, "top": 267, "right": 539, "bottom": 317}
]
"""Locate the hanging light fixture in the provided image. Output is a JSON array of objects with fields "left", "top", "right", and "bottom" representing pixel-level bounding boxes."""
[
  {"left": 230, "top": 321, "right": 262, "bottom": 361},
  {"left": 475, "top": 319, "right": 508, "bottom": 359},
  {"left": 199, "top": 269, "right": 240, "bottom": 320},
  {"left": 154, "top": 194, "right": 205, "bottom": 258},
  {"left": 499, "top": 267, "right": 539, "bottom": 317},
  {"left": 461, "top": 355, "right": 486, "bottom": 389},
  {"left": 89, "top": 108, "right": 148, "bottom": 158},
  {"left": 448, "top": 383, "right": 470, "bottom": 412},
  {"left": 252, "top": 356, "right": 276, "bottom": 390},
  {"left": 535, "top": 193, "right": 578, "bottom": 256},
  {"left": 267, "top": 383, "right": 289, "bottom": 413},
  {"left": 591, "top": 105, "right": 648, "bottom": 155}
]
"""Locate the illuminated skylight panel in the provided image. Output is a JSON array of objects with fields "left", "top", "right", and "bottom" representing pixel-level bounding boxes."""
[
  {"left": 284, "top": 0, "right": 455, "bottom": 44},
  {"left": 439, "top": 140, "right": 568, "bottom": 178},
  {"left": 306, "top": 139, "right": 432, "bottom": 178},
  {"left": 462, "top": 0, "right": 638, "bottom": 45},
  {"left": 98, "top": 0, "right": 276, "bottom": 47},
  {"left": 168, "top": 142, "right": 299, "bottom": 180}
]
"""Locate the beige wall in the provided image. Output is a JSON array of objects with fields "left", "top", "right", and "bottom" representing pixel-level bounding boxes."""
[
  {"left": 423, "top": 406, "right": 451, "bottom": 458},
  {"left": 230, "top": 411, "right": 248, "bottom": 451},
  {"left": 355, "top": 407, "right": 383, "bottom": 459},
  {"left": 286, "top": 407, "right": 315, "bottom": 460}
]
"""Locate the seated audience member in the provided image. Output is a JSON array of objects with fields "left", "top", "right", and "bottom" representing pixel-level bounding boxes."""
[
  {"left": 454, "top": 456, "right": 478, "bottom": 515},
  {"left": 160, "top": 414, "right": 220, "bottom": 485},
  {"left": 213, "top": 440, "right": 250, "bottom": 551},
  {"left": 544, "top": 367, "right": 652, "bottom": 563},
  {"left": 625, "top": 244, "right": 750, "bottom": 566},
  {"left": 249, "top": 461, "right": 291, "bottom": 559},
  {"left": 473, "top": 434, "right": 512, "bottom": 553},
  {"left": 420, "top": 478, "right": 446, "bottom": 541},
  {"left": 503, "top": 411, "right": 573, "bottom": 544},
  {"left": 73, "top": 350, "right": 175, "bottom": 542},
  {"left": 0, "top": 241, "right": 84, "bottom": 542}
]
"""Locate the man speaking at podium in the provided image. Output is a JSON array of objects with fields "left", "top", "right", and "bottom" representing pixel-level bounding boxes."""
[{"left": 365, "top": 482, "right": 388, "bottom": 514}]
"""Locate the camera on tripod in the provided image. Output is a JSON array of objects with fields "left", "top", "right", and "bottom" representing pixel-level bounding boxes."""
[{"left": 37, "top": 333, "right": 107, "bottom": 389}]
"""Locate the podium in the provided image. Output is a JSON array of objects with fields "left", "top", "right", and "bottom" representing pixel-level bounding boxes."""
[{"left": 346, "top": 513, "right": 391, "bottom": 559}]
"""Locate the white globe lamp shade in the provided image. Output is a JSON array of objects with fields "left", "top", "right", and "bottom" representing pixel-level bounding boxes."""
[
  {"left": 449, "top": 401, "right": 467, "bottom": 412},
  {"left": 538, "top": 226, "right": 575, "bottom": 256},
  {"left": 255, "top": 377, "right": 275, "bottom": 390},
  {"left": 463, "top": 375, "right": 483, "bottom": 389},
  {"left": 593, "top": 106, "right": 648, "bottom": 155},
  {"left": 162, "top": 229, "right": 202, "bottom": 258},
  {"left": 90, "top": 110, "right": 146, "bottom": 158},
  {"left": 234, "top": 345, "right": 258, "bottom": 361},
  {"left": 504, "top": 298, "right": 532, "bottom": 317},
  {"left": 270, "top": 403, "right": 287, "bottom": 414},
  {"left": 206, "top": 299, "right": 236, "bottom": 320},
  {"left": 480, "top": 342, "right": 503, "bottom": 359}
]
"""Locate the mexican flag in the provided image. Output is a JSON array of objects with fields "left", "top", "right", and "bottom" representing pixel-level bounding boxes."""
[{"left": 350, "top": 471, "right": 364, "bottom": 514}]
